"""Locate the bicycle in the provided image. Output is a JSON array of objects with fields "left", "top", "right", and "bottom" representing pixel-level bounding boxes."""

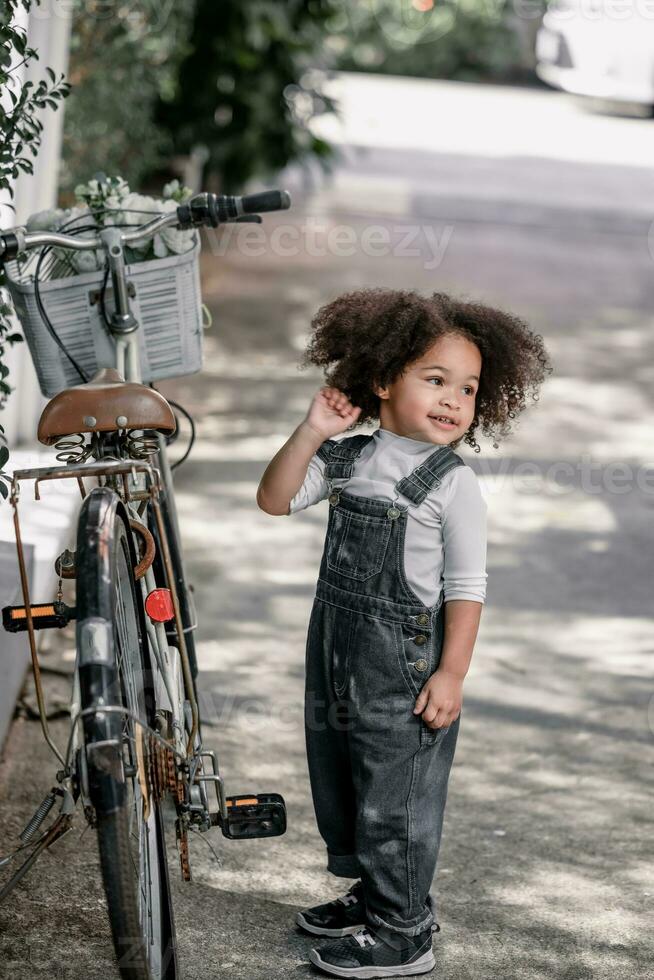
[{"left": 0, "top": 188, "right": 291, "bottom": 979}]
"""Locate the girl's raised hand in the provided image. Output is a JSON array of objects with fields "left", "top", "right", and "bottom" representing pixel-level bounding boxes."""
[{"left": 304, "top": 386, "right": 362, "bottom": 440}]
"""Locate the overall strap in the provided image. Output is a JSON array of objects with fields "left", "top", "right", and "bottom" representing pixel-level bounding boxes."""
[
  {"left": 316, "top": 433, "right": 375, "bottom": 480},
  {"left": 394, "top": 446, "right": 467, "bottom": 505}
]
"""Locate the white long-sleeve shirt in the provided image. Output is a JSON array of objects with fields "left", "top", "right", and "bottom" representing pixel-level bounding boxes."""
[{"left": 288, "top": 427, "right": 487, "bottom": 607}]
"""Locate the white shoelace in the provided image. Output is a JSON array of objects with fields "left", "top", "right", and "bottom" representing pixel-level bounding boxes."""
[{"left": 353, "top": 930, "right": 376, "bottom": 948}]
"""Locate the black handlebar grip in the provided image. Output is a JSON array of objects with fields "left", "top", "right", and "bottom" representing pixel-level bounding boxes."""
[
  {"left": 176, "top": 193, "right": 238, "bottom": 228},
  {"left": 0, "top": 232, "right": 21, "bottom": 263},
  {"left": 240, "top": 190, "right": 291, "bottom": 214},
  {"left": 176, "top": 190, "right": 291, "bottom": 229},
  {"left": 213, "top": 195, "right": 239, "bottom": 224}
]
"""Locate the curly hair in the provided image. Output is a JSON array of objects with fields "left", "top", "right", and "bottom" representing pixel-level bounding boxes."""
[{"left": 298, "top": 287, "right": 553, "bottom": 454}]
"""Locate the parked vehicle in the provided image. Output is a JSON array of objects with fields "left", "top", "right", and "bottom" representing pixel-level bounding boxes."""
[{"left": 535, "top": 0, "right": 654, "bottom": 109}]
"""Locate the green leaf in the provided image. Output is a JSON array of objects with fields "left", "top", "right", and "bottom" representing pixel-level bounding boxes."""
[
  {"left": 0, "top": 480, "right": 8, "bottom": 501},
  {"left": 0, "top": 446, "right": 8, "bottom": 469}
]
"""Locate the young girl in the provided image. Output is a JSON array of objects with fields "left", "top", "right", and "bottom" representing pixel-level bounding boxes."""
[{"left": 257, "top": 288, "right": 552, "bottom": 978}]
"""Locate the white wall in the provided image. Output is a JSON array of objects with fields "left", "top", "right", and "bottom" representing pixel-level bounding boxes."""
[
  {"left": 1, "top": 0, "right": 73, "bottom": 448},
  {"left": 0, "top": 1, "right": 75, "bottom": 752}
]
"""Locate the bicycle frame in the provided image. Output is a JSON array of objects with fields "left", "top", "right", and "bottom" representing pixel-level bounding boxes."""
[
  {"left": 97, "top": 225, "right": 197, "bottom": 759},
  {"left": 7, "top": 221, "right": 202, "bottom": 786}
]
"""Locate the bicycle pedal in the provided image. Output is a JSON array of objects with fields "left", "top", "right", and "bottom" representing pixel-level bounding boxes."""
[
  {"left": 219, "top": 792, "right": 287, "bottom": 840},
  {"left": 2, "top": 600, "right": 77, "bottom": 633}
]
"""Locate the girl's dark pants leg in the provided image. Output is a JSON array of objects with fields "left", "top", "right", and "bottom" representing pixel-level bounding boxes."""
[{"left": 305, "top": 596, "right": 460, "bottom": 938}]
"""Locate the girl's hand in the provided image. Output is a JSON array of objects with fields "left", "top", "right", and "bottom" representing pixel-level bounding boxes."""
[
  {"left": 413, "top": 669, "right": 463, "bottom": 730},
  {"left": 304, "top": 386, "right": 362, "bottom": 440}
]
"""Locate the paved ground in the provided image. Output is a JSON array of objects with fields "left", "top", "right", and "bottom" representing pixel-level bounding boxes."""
[{"left": 1, "top": 75, "right": 653, "bottom": 978}]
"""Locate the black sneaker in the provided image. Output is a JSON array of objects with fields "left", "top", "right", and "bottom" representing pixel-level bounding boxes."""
[
  {"left": 297, "top": 880, "right": 367, "bottom": 937},
  {"left": 308, "top": 923, "right": 435, "bottom": 977}
]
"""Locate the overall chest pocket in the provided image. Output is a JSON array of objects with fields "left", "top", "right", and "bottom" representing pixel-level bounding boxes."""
[{"left": 326, "top": 508, "right": 392, "bottom": 581}]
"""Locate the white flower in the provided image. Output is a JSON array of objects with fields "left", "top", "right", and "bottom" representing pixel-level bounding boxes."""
[
  {"left": 26, "top": 208, "right": 65, "bottom": 232},
  {"left": 162, "top": 178, "right": 193, "bottom": 202},
  {"left": 70, "top": 250, "right": 103, "bottom": 274},
  {"left": 159, "top": 198, "right": 195, "bottom": 255},
  {"left": 55, "top": 206, "right": 103, "bottom": 272},
  {"left": 25, "top": 205, "right": 101, "bottom": 274},
  {"left": 116, "top": 193, "right": 159, "bottom": 258},
  {"left": 163, "top": 179, "right": 180, "bottom": 199},
  {"left": 25, "top": 181, "right": 194, "bottom": 275},
  {"left": 59, "top": 205, "right": 92, "bottom": 231},
  {"left": 152, "top": 233, "right": 167, "bottom": 258},
  {"left": 119, "top": 192, "right": 160, "bottom": 226}
]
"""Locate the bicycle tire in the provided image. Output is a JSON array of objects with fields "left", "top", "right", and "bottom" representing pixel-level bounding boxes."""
[{"left": 76, "top": 487, "right": 178, "bottom": 980}]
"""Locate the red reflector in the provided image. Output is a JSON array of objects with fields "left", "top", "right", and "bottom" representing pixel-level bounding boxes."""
[{"left": 145, "top": 588, "right": 175, "bottom": 623}]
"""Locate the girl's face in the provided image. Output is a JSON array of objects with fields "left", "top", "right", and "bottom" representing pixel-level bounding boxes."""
[{"left": 374, "top": 333, "right": 481, "bottom": 445}]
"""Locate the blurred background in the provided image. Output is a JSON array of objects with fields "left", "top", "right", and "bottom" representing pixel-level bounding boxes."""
[{"left": 1, "top": 2, "right": 653, "bottom": 978}]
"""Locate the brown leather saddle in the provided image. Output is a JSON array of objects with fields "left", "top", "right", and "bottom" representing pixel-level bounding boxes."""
[{"left": 37, "top": 367, "right": 177, "bottom": 446}]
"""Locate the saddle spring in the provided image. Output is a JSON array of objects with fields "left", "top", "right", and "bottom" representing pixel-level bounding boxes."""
[
  {"left": 53, "top": 433, "right": 94, "bottom": 464},
  {"left": 52, "top": 428, "right": 159, "bottom": 464},
  {"left": 124, "top": 429, "right": 159, "bottom": 459}
]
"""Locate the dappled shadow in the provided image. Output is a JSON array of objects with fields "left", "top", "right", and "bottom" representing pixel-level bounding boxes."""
[{"left": 3, "top": 166, "right": 654, "bottom": 977}]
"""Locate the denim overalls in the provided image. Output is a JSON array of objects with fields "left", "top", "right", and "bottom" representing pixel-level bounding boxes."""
[{"left": 304, "top": 433, "right": 466, "bottom": 938}]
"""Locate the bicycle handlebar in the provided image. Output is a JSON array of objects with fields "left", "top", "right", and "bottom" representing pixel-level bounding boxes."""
[{"left": 0, "top": 189, "right": 291, "bottom": 263}]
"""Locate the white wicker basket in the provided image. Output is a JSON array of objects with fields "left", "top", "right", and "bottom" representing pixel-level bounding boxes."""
[{"left": 4, "top": 235, "right": 204, "bottom": 398}]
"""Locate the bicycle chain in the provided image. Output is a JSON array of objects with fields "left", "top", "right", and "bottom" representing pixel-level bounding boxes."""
[
  {"left": 167, "top": 749, "right": 191, "bottom": 881},
  {"left": 166, "top": 744, "right": 186, "bottom": 804},
  {"left": 147, "top": 734, "right": 169, "bottom": 804},
  {"left": 146, "top": 733, "right": 192, "bottom": 882},
  {"left": 146, "top": 734, "right": 184, "bottom": 805},
  {"left": 176, "top": 818, "right": 192, "bottom": 883}
]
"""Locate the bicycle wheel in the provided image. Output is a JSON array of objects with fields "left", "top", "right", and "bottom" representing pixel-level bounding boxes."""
[{"left": 76, "top": 488, "right": 178, "bottom": 980}]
